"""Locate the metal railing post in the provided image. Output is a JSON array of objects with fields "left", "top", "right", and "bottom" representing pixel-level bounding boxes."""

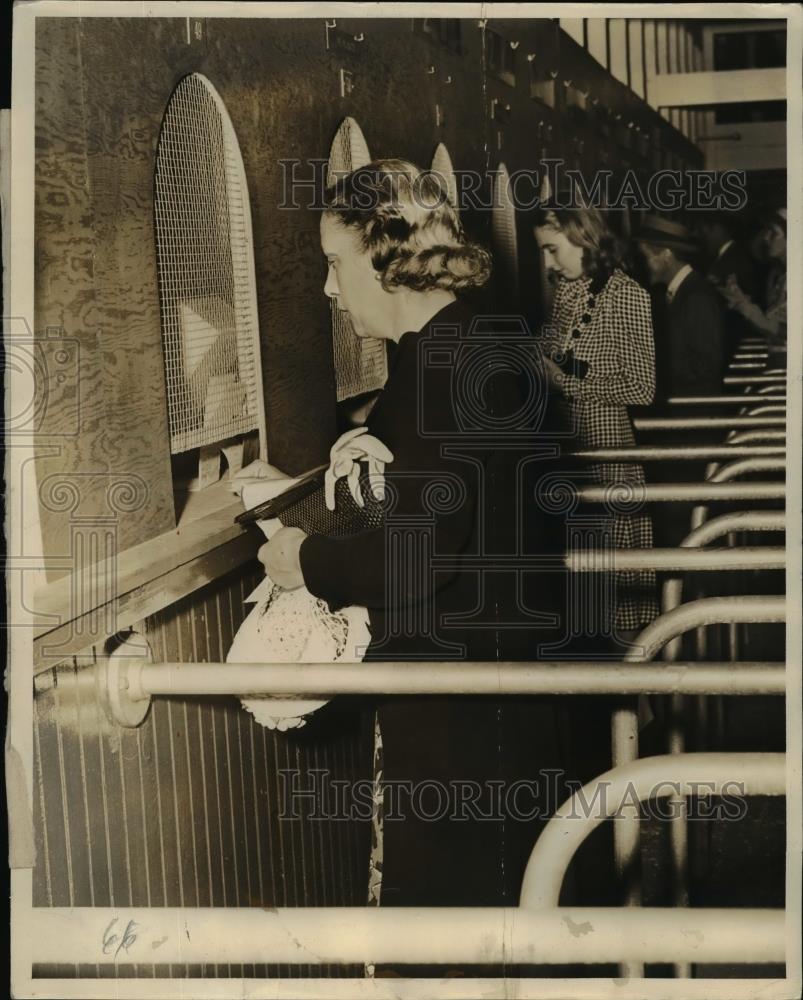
[
  {"left": 614, "top": 595, "right": 786, "bottom": 977},
  {"left": 519, "top": 752, "right": 785, "bottom": 971},
  {"left": 520, "top": 753, "right": 784, "bottom": 907}
]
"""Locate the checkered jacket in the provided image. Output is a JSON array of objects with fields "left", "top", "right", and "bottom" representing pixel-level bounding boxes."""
[
  {"left": 540, "top": 268, "right": 659, "bottom": 630},
  {"left": 541, "top": 268, "right": 656, "bottom": 454}
]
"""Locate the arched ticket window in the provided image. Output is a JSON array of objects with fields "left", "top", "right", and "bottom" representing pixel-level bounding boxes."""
[
  {"left": 491, "top": 162, "right": 519, "bottom": 300},
  {"left": 327, "top": 117, "right": 388, "bottom": 401},
  {"left": 431, "top": 143, "right": 459, "bottom": 213},
  {"left": 154, "top": 73, "right": 266, "bottom": 488}
]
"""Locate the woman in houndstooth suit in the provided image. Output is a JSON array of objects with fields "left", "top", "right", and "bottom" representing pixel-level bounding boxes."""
[{"left": 535, "top": 205, "right": 659, "bottom": 637}]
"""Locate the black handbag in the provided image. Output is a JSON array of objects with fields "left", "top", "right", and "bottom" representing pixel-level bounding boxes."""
[{"left": 235, "top": 463, "right": 384, "bottom": 537}]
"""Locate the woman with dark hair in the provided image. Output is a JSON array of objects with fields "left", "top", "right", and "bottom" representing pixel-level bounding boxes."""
[
  {"left": 260, "top": 159, "right": 562, "bottom": 936},
  {"left": 718, "top": 208, "right": 787, "bottom": 364},
  {"left": 534, "top": 205, "right": 659, "bottom": 641}
]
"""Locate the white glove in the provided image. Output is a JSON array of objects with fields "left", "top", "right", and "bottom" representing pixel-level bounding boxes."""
[{"left": 324, "top": 426, "right": 394, "bottom": 511}]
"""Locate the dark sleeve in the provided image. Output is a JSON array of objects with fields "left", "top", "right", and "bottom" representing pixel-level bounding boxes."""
[
  {"left": 299, "top": 526, "right": 390, "bottom": 612},
  {"left": 734, "top": 250, "right": 758, "bottom": 300},
  {"left": 299, "top": 438, "right": 478, "bottom": 613},
  {"left": 682, "top": 290, "right": 725, "bottom": 391}
]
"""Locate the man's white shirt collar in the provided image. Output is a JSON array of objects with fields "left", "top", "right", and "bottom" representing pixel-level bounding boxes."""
[{"left": 666, "top": 264, "right": 693, "bottom": 303}]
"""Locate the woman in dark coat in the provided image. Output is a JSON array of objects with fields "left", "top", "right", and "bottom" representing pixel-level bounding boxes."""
[{"left": 261, "top": 160, "right": 565, "bottom": 927}]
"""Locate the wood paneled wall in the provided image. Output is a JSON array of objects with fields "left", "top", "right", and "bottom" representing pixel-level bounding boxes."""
[{"left": 32, "top": 562, "right": 374, "bottom": 979}]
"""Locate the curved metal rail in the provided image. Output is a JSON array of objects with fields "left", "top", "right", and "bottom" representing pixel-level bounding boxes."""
[
  {"left": 609, "top": 594, "right": 786, "bottom": 976},
  {"left": 740, "top": 404, "right": 786, "bottom": 418},
  {"left": 690, "top": 458, "right": 785, "bottom": 533},
  {"left": 656, "top": 511, "right": 786, "bottom": 964},
  {"left": 662, "top": 512, "right": 786, "bottom": 659},
  {"left": 726, "top": 429, "right": 785, "bottom": 445},
  {"left": 519, "top": 753, "right": 785, "bottom": 908},
  {"left": 625, "top": 596, "right": 785, "bottom": 663}
]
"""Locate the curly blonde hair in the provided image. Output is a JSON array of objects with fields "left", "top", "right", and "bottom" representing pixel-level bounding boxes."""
[{"left": 323, "top": 158, "right": 492, "bottom": 293}]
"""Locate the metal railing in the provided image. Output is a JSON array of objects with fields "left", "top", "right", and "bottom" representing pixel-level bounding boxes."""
[
  {"left": 723, "top": 374, "right": 786, "bottom": 385},
  {"left": 666, "top": 395, "right": 785, "bottom": 406},
  {"left": 27, "top": 903, "right": 785, "bottom": 968},
  {"left": 607, "top": 595, "right": 786, "bottom": 974},
  {"left": 625, "top": 596, "right": 785, "bottom": 663},
  {"left": 656, "top": 512, "right": 786, "bottom": 974},
  {"left": 91, "top": 652, "right": 786, "bottom": 728},
  {"left": 519, "top": 749, "right": 786, "bottom": 980},
  {"left": 576, "top": 482, "right": 785, "bottom": 503},
  {"left": 519, "top": 752, "right": 785, "bottom": 908},
  {"left": 726, "top": 429, "right": 785, "bottom": 444},
  {"left": 569, "top": 445, "right": 784, "bottom": 460},
  {"left": 35, "top": 345, "right": 791, "bottom": 981},
  {"left": 564, "top": 547, "right": 783, "bottom": 572},
  {"left": 661, "top": 512, "right": 786, "bottom": 660},
  {"left": 633, "top": 415, "right": 785, "bottom": 430},
  {"left": 689, "top": 458, "right": 785, "bottom": 533},
  {"left": 740, "top": 401, "right": 786, "bottom": 414}
]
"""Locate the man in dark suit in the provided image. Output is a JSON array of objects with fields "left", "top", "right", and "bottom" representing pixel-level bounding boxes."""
[
  {"left": 636, "top": 214, "right": 726, "bottom": 404},
  {"left": 635, "top": 215, "right": 727, "bottom": 549}
]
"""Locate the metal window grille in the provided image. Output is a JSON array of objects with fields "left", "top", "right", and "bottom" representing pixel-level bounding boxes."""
[
  {"left": 491, "top": 162, "right": 519, "bottom": 297},
  {"left": 327, "top": 117, "right": 388, "bottom": 401},
  {"left": 430, "top": 143, "right": 459, "bottom": 212},
  {"left": 154, "top": 73, "right": 265, "bottom": 455}
]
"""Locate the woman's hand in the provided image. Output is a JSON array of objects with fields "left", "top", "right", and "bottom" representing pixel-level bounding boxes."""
[
  {"left": 258, "top": 527, "right": 308, "bottom": 590},
  {"left": 717, "top": 275, "right": 750, "bottom": 312},
  {"left": 325, "top": 426, "right": 394, "bottom": 511},
  {"left": 230, "top": 460, "right": 290, "bottom": 496},
  {"left": 542, "top": 354, "right": 565, "bottom": 390}
]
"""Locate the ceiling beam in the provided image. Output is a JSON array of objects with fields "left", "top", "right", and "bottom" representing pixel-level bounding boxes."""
[{"left": 648, "top": 67, "right": 786, "bottom": 107}]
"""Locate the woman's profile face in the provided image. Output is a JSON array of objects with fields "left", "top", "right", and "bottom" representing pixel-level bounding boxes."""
[
  {"left": 764, "top": 223, "right": 786, "bottom": 261},
  {"left": 320, "top": 213, "right": 389, "bottom": 339},
  {"left": 535, "top": 224, "right": 585, "bottom": 280}
]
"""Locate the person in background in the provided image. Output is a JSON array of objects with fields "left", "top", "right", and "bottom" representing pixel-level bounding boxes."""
[
  {"left": 695, "top": 211, "right": 758, "bottom": 299},
  {"left": 717, "top": 208, "right": 787, "bottom": 367},
  {"left": 637, "top": 214, "right": 725, "bottom": 403},
  {"left": 534, "top": 204, "right": 658, "bottom": 644},
  {"left": 695, "top": 211, "right": 758, "bottom": 344},
  {"left": 636, "top": 215, "right": 726, "bottom": 553}
]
